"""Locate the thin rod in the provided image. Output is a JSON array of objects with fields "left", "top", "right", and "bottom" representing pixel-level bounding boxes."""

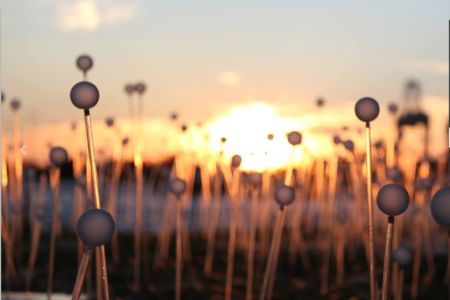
[
  {"left": 259, "top": 207, "right": 286, "bottom": 300},
  {"left": 71, "top": 248, "right": 93, "bottom": 300},
  {"left": 83, "top": 109, "right": 110, "bottom": 300},
  {"left": 365, "top": 122, "right": 376, "bottom": 300},
  {"left": 381, "top": 216, "right": 394, "bottom": 300},
  {"left": 176, "top": 196, "right": 182, "bottom": 300}
]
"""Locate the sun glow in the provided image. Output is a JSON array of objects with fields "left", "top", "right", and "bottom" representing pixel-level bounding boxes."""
[{"left": 204, "top": 102, "right": 333, "bottom": 172}]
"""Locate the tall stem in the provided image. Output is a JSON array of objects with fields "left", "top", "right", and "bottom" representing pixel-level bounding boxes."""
[
  {"left": 381, "top": 216, "right": 394, "bottom": 300},
  {"left": 365, "top": 122, "right": 376, "bottom": 300}
]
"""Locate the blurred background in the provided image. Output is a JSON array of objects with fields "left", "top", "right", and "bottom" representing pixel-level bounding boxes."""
[{"left": 1, "top": 0, "right": 449, "bottom": 299}]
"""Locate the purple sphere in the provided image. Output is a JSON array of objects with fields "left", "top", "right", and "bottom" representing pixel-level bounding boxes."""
[
  {"left": 76, "top": 209, "right": 115, "bottom": 247},
  {"left": 376, "top": 183, "right": 409, "bottom": 216},
  {"left": 76, "top": 55, "right": 94, "bottom": 73},
  {"left": 274, "top": 185, "right": 295, "bottom": 206},
  {"left": 135, "top": 82, "right": 147, "bottom": 95},
  {"left": 287, "top": 131, "right": 302, "bottom": 146},
  {"left": 105, "top": 117, "right": 115, "bottom": 127},
  {"left": 355, "top": 97, "right": 380, "bottom": 123},
  {"left": 124, "top": 83, "right": 135, "bottom": 95},
  {"left": 392, "top": 246, "right": 412, "bottom": 268},
  {"left": 169, "top": 178, "right": 187, "bottom": 196},
  {"left": 430, "top": 187, "right": 450, "bottom": 229},
  {"left": 49, "top": 146, "right": 69, "bottom": 167},
  {"left": 70, "top": 81, "right": 99, "bottom": 109},
  {"left": 10, "top": 98, "right": 21, "bottom": 111}
]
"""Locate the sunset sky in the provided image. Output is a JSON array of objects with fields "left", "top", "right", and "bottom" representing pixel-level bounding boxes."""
[{"left": 2, "top": 0, "right": 449, "bottom": 166}]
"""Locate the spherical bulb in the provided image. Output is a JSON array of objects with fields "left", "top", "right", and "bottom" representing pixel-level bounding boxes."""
[
  {"left": 70, "top": 81, "right": 100, "bottom": 109},
  {"left": 220, "top": 137, "right": 227, "bottom": 144},
  {"left": 170, "top": 112, "right": 178, "bottom": 121},
  {"left": 124, "top": 83, "right": 135, "bottom": 95},
  {"left": 76, "top": 55, "right": 94, "bottom": 73},
  {"left": 430, "top": 187, "right": 450, "bottom": 229},
  {"left": 386, "top": 167, "right": 401, "bottom": 181},
  {"left": 287, "top": 131, "right": 302, "bottom": 146},
  {"left": 248, "top": 172, "right": 262, "bottom": 186},
  {"left": 1, "top": 91, "right": 5, "bottom": 103},
  {"left": 316, "top": 98, "right": 325, "bottom": 107},
  {"left": 76, "top": 209, "right": 115, "bottom": 247},
  {"left": 376, "top": 183, "right": 410, "bottom": 216},
  {"left": 231, "top": 154, "right": 242, "bottom": 168},
  {"left": 267, "top": 133, "right": 274, "bottom": 141},
  {"left": 49, "top": 146, "right": 69, "bottom": 167},
  {"left": 343, "top": 140, "right": 354, "bottom": 152},
  {"left": 105, "top": 117, "right": 115, "bottom": 127},
  {"left": 274, "top": 185, "right": 295, "bottom": 206},
  {"left": 392, "top": 246, "right": 413, "bottom": 268},
  {"left": 333, "top": 135, "right": 341, "bottom": 145},
  {"left": 10, "top": 98, "right": 21, "bottom": 111},
  {"left": 122, "top": 137, "right": 130, "bottom": 146},
  {"left": 388, "top": 103, "right": 398, "bottom": 115},
  {"left": 354, "top": 97, "right": 380, "bottom": 123},
  {"left": 135, "top": 82, "right": 146, "bottom": 95},
  {"left": 169, "top": 178, "right": 187, "bottom": 197}
]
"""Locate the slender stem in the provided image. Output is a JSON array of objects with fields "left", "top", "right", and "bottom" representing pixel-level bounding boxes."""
[
  {"left": 47, "top": 168, "right": 61, "bottom": 300},
  {"left": 365, "top": 122, "right": 376, "bottom": 300},
  {"left": 83, "top": 110, "right": 101, "bottom": 209},
  {"left": 259, "top": 207, "right": 286, "bottom": 300},
  {"left": 83, "top": 109, "right": 110, "bottom": 299},
  {"left": 176, "top": 196, "right": 182, "bottom": 300},
  {"left": 225, "top": 207, "right": 237, "bottom": 300},
  {"left": 381, "top": 216, "right": 395, "bottom": 300},
  {"left": 246, "top": 187, "right": 258, "bottom": 300},
  {"left": 71, "top": 248, "right": 93, "bottom": 300},
  {"left": 266, "top": 206, "right": 287, "bottom": 300}
]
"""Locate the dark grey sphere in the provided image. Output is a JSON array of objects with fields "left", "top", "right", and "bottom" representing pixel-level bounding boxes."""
[
  {"left": 354, "top": 97, "right": 380, "bottom": 123},
  {"left": 231, "top": 154, "right": 242, "bottom": 168},
  {"left": 287, "top": 131, "right": 302, "bottom": 146},
  {"left": 122, "top": 137, "right": 130, "bottom": 146},
  {"left": 170, "top": 112, "right": 178, "bottom": 121},
  {"left": 388, "top": 103, "right": 398, "bottom": 115},
  {"left": 376, "top": 183, "right": 409, "bottom": 216},
  {"left": 333, "top": 135, "right": 341, "bottom": 145},
  {"left": 10, "top": 98, "right": 21, "bottom": 111},
  {"left": 76, "top": 55, "right": 93, "bottom": 72},
  {"left": 124, "top": 83, "right": 135, "bottom": 95},
  {"left": 316, "top": 98, "right": 325, "bottom": 107},
  {"left": 169, "top": 178, "right": 187, "bottom": 196},
  {"left": 135, "top": 82, "right": 147, "bottom": 95},
  {"left": 430, "top": 187, "right": 450, "bottom": 229},
  {"left": 392, "top": 246, "right": 413, "bottom": 268},
  {"left": 274, "top": 185, "right": 295, "bottom": 206},
  {"left": 343, "top": 140, "right": 354, "bottom": 152},
  {"left": 49, "top": 147, "right": 69, "bottom": 167},
  {"left": 70, "top": 81, "right": 99, "bottom": 109},
  {"left": 105, "top": 117, "right": 115, "bottom": 127},
  {"left": 76, "top": 209, "right": 115, "bottom": 247}
]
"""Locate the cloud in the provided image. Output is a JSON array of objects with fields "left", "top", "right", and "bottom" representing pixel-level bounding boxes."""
[
  {"left": 405, "top": 61, "right": 448, "bottom": 76},
  {"left": 57, "top": 0, "right": 137, "bottom": 31},
  {"left": 217, "top": 71, "right": 240, "bottom": 87}
]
